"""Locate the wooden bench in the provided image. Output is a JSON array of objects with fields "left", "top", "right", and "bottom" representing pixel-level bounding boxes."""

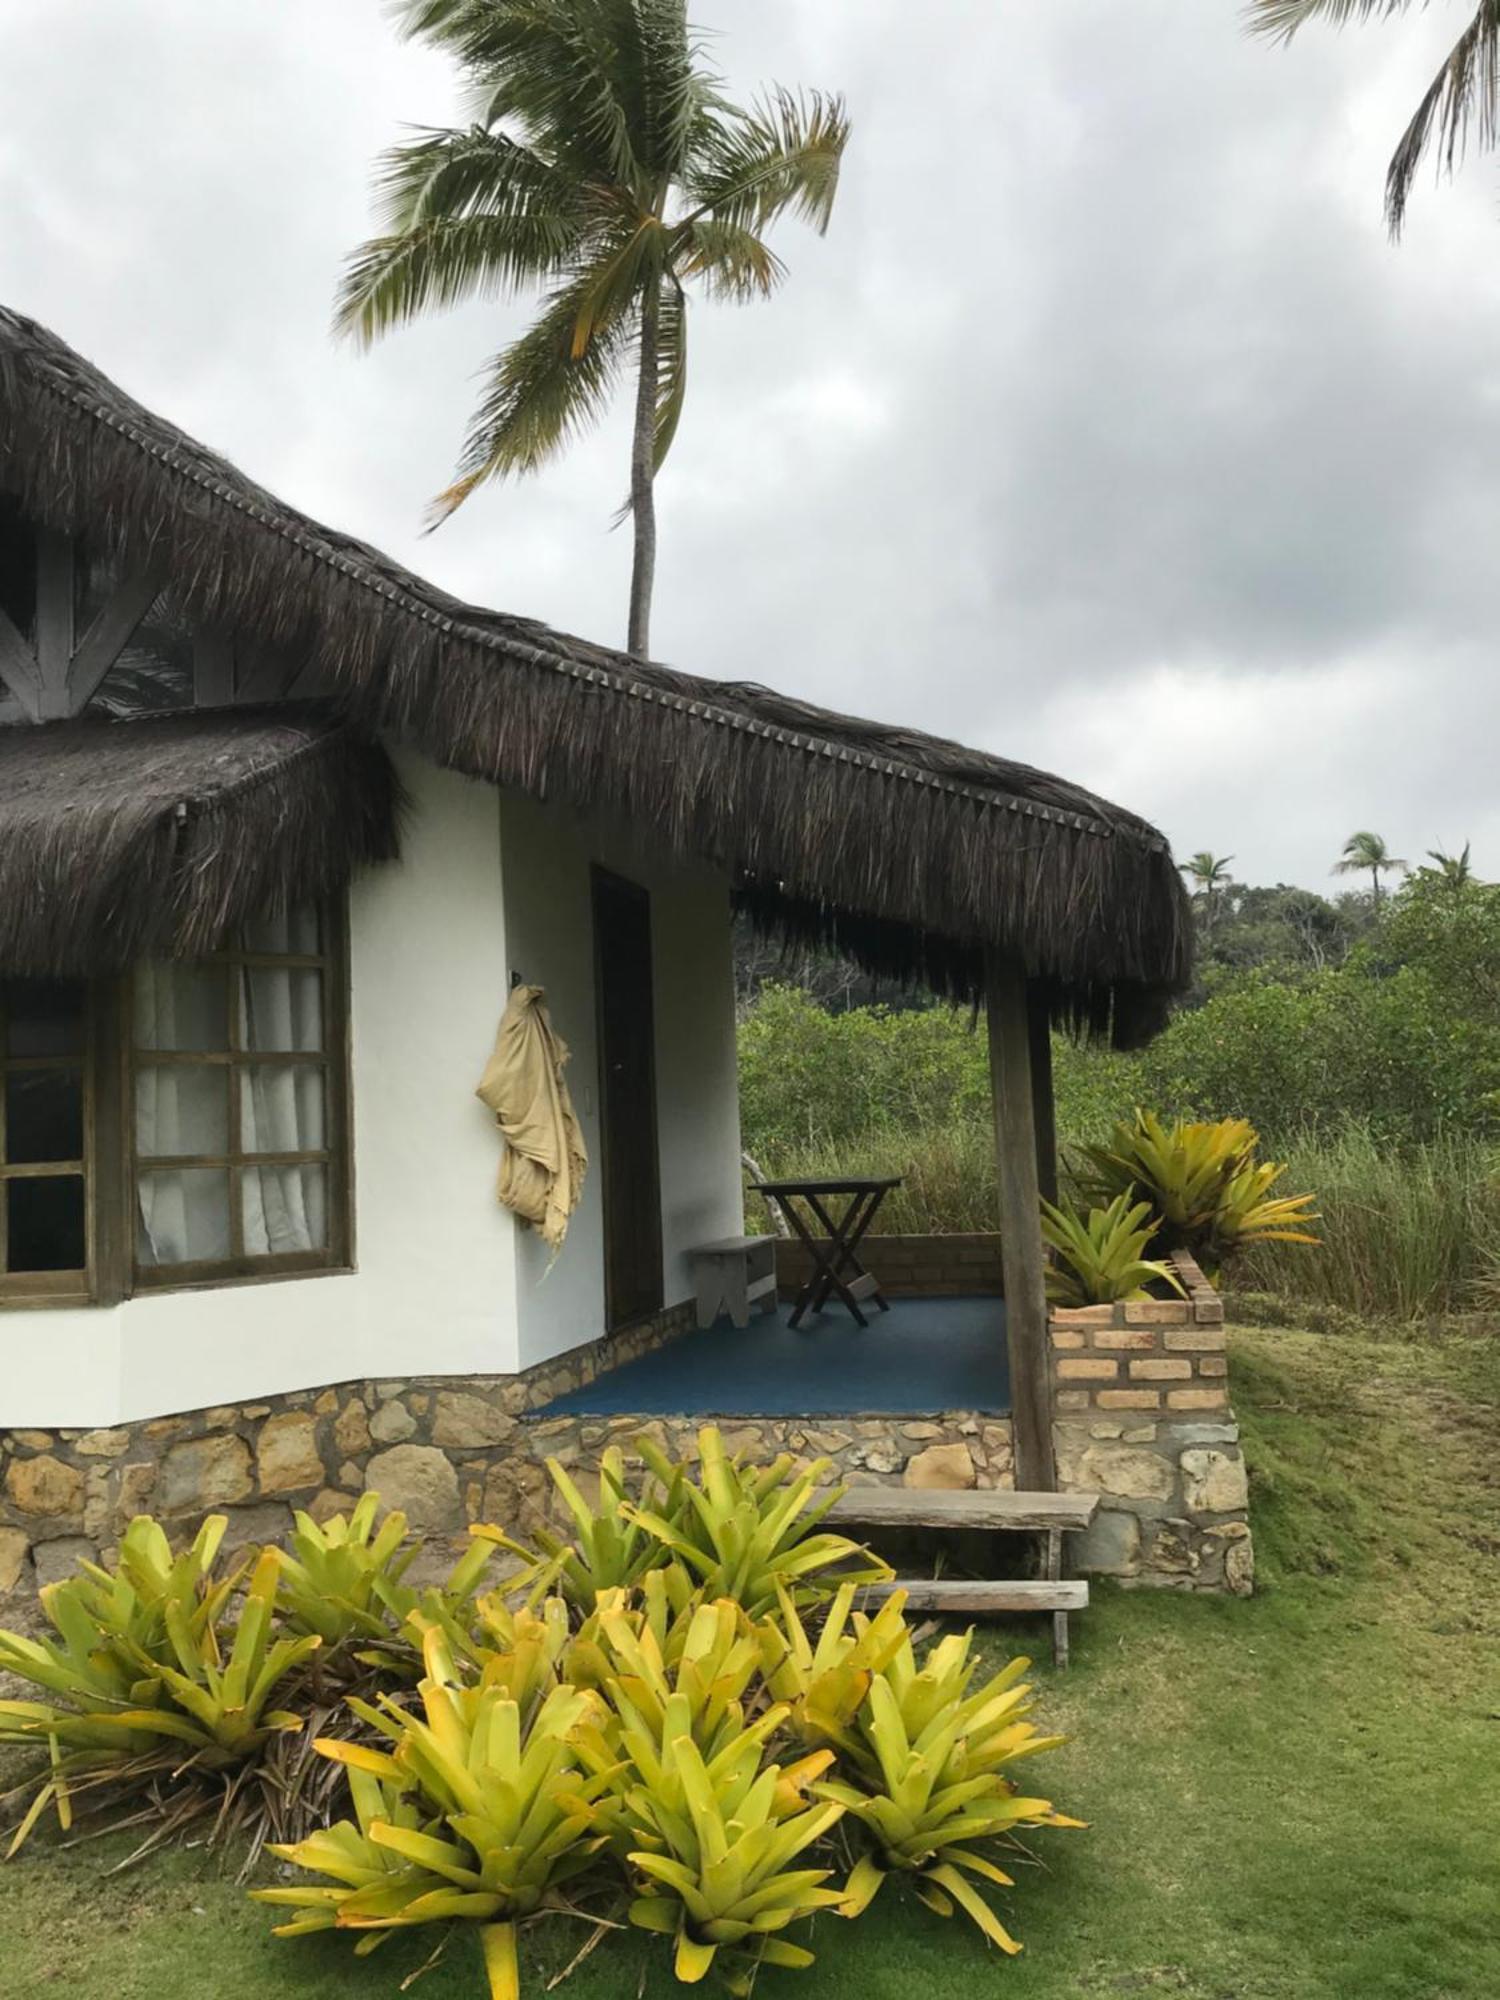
[
  {"left": 824, "top": 1487, "right": 1100, "bottom": 1668},
  {"left": 688, "top": 1234, "right": 779, "bottom": 1330}
]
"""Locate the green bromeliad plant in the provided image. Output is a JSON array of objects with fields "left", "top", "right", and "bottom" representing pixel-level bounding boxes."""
[
  {"left": 0, "top": 1517, "right": 318, "bottom": 1852},
  {"left": 256, "top": 1614, "right": 614, "bottom": 1999},
  {"left": 815, "top": 1627, "right": 1077, "bottom": 1953},
  {"left": 1040, "top": 1192, "right": 1188, "bottom": 1307},
  {"left": 1073, "top": 1109, "right": 1320, "bottom": 1278}
]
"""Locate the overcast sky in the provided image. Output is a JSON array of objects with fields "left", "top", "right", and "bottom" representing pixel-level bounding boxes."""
[{"left": 0, "top": 2, "right": 1484, "bottom": 888}]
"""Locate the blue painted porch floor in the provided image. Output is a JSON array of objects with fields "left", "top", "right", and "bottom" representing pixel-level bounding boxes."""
[{"left": 535, "top": 1296, "right": 1011, "bottom": 1418}]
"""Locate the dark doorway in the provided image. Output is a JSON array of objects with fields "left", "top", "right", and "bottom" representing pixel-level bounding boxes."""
[{"left": 592, "top": 867, "right": 663, "bottom": 1331}]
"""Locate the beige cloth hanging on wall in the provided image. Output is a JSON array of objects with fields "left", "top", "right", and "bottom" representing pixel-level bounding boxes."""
[{"left": 475, "top": 984, "right": 588, "bottom": 1252}]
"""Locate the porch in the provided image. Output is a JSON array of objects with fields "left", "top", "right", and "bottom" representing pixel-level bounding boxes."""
[{"left": 535, "top": 1294, "right": 1012, "bottom": 1418}]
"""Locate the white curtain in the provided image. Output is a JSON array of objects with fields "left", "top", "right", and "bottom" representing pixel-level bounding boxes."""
[
  {"left": 240, "top": 908, "right": 326, "bottom": 1256},
  {"left": 134, "top": 908, "right": 326, "bottom": 1264},
  {"left": 134, "top": 964, "right": 230, "bottom": 1265}
]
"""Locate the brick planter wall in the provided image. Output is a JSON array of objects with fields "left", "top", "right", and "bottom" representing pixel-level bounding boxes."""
[
  {"left": 775, "top": 1232, "right": 1002, "bottom": 1299},
  {"left": 1049, "top": 1250, "right": 1253, "bottom": 1594}
]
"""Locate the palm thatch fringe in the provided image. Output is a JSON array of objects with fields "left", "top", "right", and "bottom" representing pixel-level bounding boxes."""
[
  {"left": 0, "top": 307, "right": 1191, "bottom": 1042},
  {"left": 0, "top": 705, "right": 402, "bottom": 976}
]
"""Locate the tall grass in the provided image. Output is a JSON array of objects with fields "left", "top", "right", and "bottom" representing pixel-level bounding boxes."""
[
  {"left": 1239, "top": 1125, "right": 1500, "bottom": 1321},
  {"left": 750, "top": 1116, "right": 1500, "bottom": 1322}
]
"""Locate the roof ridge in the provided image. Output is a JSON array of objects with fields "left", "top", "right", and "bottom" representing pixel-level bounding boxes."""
[{"left": 20, "top": 340, "right": 1152, "bottom": 852}]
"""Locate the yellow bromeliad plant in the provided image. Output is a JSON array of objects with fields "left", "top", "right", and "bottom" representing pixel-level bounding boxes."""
[
  {"left": 0, "top": 1520, "right": 317, "bottom": 1851},
  {"left": 565, "top": 1601, "right": 846, "bottom": 1992},
  {"left": 815, "top": 1628, "right": 1077, "bottom": 1955},
  {"left": 256, "top": 1611, "right": 615, "bottom": 1999},
  {"left": 619, "top": 1427, "right": 891, "bottom": 1615}
]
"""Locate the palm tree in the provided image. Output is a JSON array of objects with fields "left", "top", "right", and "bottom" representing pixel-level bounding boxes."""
[
  {"left": 338, "top": 0, "right": 849, "bottom": 658},
  {"left": 1180, "top": 851, "right": 1235, "bottom": 934},
  {"left": 1249, "top": 2, "right": 1500, "bottom": 237},
  {"left": 1425, "top": 841, "right": 1474, "bottom": 891},
  {"left": 1333, "top": 830, "right": 1408, "bottom": 912}
]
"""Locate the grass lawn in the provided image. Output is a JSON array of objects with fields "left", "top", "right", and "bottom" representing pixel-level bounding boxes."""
[{"left": 1, "top": 1320, "right": 1497, "bottom": 1999}]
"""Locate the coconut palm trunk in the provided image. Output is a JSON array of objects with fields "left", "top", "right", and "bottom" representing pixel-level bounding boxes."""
[{"left": 628, "top": 282, "right": 661, "bottom": 659}]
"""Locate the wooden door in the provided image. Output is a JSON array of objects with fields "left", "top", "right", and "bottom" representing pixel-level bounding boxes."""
[{"left": 592, "top": 867, "right": 663, "bottom": 1330}]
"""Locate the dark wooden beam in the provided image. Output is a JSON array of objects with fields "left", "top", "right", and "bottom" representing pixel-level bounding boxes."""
[
  {"left": 33, "top": 529, "right": 75, "bottom": 721},
  {"left": 66, "top": 568, "right": 163, "bottom": 713},
  {"left": 986, "top": 949, "right": 1056, "bottom": 1491},
  {"left": 1027, "top": 983, "right": 1059, "bottom": 1207},
  {"left": 0, "top": 604, "right": 42, "bottom": 721}
]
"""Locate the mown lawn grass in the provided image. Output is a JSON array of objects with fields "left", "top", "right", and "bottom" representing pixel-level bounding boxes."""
[{"left": 1, "top": 1321, "right": 1497, "bottom": 2000}]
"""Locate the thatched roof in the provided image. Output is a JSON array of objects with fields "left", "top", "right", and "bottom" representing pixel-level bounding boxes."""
[
  {"left": 0, "top": 306, "right": 1191, "bottom": 1043},
  {"left": 0, "top": 705, "right": 400, "bottom": 976}
]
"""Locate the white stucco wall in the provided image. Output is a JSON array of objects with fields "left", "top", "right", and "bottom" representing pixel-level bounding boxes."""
[
  {"left": 498, "top": 790, "right": 743, "bottom": 1373},
  {"left": 3, "top": 755, "right": 744, "bottom": 1428},
  {"left": 5, "top": 754, "right": 519, "bottom": 1428}
]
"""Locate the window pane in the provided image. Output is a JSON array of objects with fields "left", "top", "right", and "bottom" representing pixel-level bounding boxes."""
[
  {"left": 240, "top": 967, "right": 323, "bottom": 1053},
  {"left": 5, "top": 1070, "right": 83, "bottom": 1164},
  {"left": 135, "top": 1066, "right": 228, "bottom": 1159},
  {"left": 137, "top": 1168, "right": 230, "bottom": 1267},
  {"left": 241, "top": 1066, "right": 324, "bottom": 1154},
  {"left": 7, "top": 1176, "right": 85, "bottom": 1273},
  {"left": 243, "top": 905, "right": 322, "bottom": 955},
  {"left": 241, "top": 1163, "right": 327, "bottom": 1257},
  {"left": 4, "top": 980, "right": 86, "bottom": 1058},
  {"left": 134, "top": 963, "right": 229, "bottom": 1053}
]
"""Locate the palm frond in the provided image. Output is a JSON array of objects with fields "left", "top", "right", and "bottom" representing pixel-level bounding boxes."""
[
  {"left": 1384, "top": 1, "right": 1500, "bottom": 235},
  {"left": 1247, "top": 0, "right": 1418, "bottom": 42},
  {"left": 335, "top": 128, "right": 587, "bottom": 344},
  {"left": 683, "top": 87, "right": 850, "bottom": 236},
  {"left": 428, "top": 271, "right": 634, "bottom": 519},
  {"left": 399, "top": 0, "right": 653, "bottom": 187},
  {"left": 566, "top": 217, "right": 667, "bottom": 359},
  {"left": 676, "top": 216, "right": 786, "bottom": 301},
  {"left": 653, "top": 278, "right": 688, "bottom": 471},
  {"left": 373, "top": 126, "right": 570, "bottom": 230}
]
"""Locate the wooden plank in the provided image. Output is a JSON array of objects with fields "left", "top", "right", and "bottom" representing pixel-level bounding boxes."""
[
  {"left": 846, "top": 1270, "right": 881, "bottom": 1303},
  {"left": 33, "top": 528, "right": 75, "bottom": 720},
  {"left": 0, "top": 603, "right": 42, "bottom": 720},
  {"left": 66, "top": 567, "right": 163, "bottom": 713},
  {"left": 691, "top": 1235, "right": 777, "bottom": 1256},
  {"left": 862, "top": 1579, "right": 1088, "bottom": 1613},
  {"left": 826, "top": 1488, "right": 1098, "bottom": 1533},
  {"left": 1027, "top": 982, "right": 1059, "bottom": 1207},
  {"left": 194, "top": 629, "right": 236, "bottom": 707},
  {"left": 986, "top": 950, "right": 1055, "bottom": 1491}
]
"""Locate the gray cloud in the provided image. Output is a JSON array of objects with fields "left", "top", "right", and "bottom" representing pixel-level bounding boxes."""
[{"left": 0, "top": 0, "right": 1486, "bottom": 886}]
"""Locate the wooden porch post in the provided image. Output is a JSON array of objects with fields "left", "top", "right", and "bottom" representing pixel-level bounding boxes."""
[
  {"left": 1026, "top": 984, "right": 1059, "bottom": 1208},
  {"left": 986, "top": 950, "right": 1056, "bottom": 1492}
]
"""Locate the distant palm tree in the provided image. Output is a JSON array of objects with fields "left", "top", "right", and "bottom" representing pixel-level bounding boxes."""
[
  {"left": 1181, "top": 851, "right": 1235, "bottom": 934},
  {"left": 338, "top": 0, "right": 849, "bottom": 658},
  {"left": 1249, "top": 1, "right": 1500, "bottom": 237},
  {"left": 1333, "top": 830, "right": 1408, "bottom": 912},
  {"left": 1425, "top": 841, "right": 1474, "bottom": 890}
]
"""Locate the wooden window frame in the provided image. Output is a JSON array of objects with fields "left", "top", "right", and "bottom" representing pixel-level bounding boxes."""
[
  {"left": 0, "top": 898, "right": 354, "bottom": 1311},
  {"left": 0, "top": 978, "right": 103, "bottom": 1309},
  {"left": 128, "top": 899, "right": 355, "bottom": 1294}
]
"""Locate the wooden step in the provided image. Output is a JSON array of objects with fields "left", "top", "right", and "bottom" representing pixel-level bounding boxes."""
[
  {"left": 826, "top": 1488, "right": 1099, "bottom": 1534},
  {"left": 862, "top": 1578, "right": 1088, "bottom": 1614}
]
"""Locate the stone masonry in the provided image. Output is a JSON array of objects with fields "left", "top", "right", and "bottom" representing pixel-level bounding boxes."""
[
  {"left": 1049, "top": 1250, "right": 1252, "bottom": 1594},
  {"left": 0, "top": 1252, "right": 1251, "bottom": 1603}
]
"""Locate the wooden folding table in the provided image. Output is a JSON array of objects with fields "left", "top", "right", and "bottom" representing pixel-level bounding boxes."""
[{"left": 753, "top": 1174, "right": 901, "bottom": 1328}]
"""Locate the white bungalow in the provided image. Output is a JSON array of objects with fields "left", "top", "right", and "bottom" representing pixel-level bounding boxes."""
[{"left": 0, "top": 308, "right": 1208, "bottom": 1576}]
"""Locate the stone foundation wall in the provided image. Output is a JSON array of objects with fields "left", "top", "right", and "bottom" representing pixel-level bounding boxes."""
[
  {"left": 1049, "top": 1251, "right": 1253, "bottom": 1594},
  {"left": 775, "top": 1232, "right": 1002, "bottom": 1299},
  {"left": 0, "top": 1302, "right": 694, "bottom": 1600}
]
